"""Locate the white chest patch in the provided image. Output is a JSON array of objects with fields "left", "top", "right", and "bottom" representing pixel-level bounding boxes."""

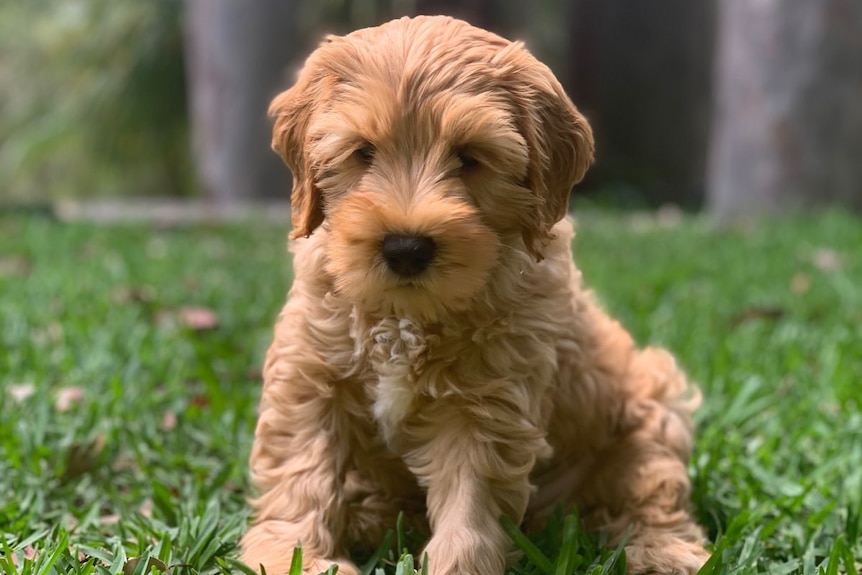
[{"left": 367, "top": 317, "right": 427, "bottom": 444}]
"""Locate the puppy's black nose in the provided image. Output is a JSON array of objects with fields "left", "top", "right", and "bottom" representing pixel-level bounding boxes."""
[{"left": 381, "top": 234, "right": 436, "bottom": 277}]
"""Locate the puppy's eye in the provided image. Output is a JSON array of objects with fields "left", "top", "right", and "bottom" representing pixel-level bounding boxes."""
[
  {"left": 456, "top": 149, "right": 480, "bottom": 170},
  {"left": 353, "top": 143, "right": 375, "bottom": 165}
]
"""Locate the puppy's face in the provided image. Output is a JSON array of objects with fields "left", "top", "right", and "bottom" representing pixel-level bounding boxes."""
[{"left": 271, "top": 16, "right": 593, "bottom": 320}]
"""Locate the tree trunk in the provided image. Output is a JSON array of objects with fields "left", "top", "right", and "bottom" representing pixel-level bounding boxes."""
[
  {"left": 567, "top": 0, "right": 716, "bottom": 208},
  {"left": 707, "top": 0, "right": 862, "bottom": 218},
  {"left": 184, "top": 0, "right": 298, "bottom": 201}
]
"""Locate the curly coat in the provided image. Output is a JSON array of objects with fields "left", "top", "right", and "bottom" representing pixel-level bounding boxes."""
[{"left": 241, "top": 16, "right": 708, "bottom": 575}]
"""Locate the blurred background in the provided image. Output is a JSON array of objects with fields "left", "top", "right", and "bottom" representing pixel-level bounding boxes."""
[{"left": 1, "top": 0, "right": 860, "bottom": 218}]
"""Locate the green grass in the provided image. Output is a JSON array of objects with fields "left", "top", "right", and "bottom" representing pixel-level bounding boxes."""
[{"left": 1, "top": 209, "right": 860, "bottom": 574}]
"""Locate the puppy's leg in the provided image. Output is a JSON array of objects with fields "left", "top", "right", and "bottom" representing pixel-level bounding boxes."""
[
  {"left": 241, "top": 325, "right": 360, "bottom": 575},
  {"left": 405, "top": 399, "right": 550, "bottom": 575},
  {"left": 241, "top": 396, "right": 359, "bottom": 575},
  {"left": 583, "top": 436, "right": 709, "bottom": 573},
  {"left": 579, "top": 347, "right": 709, "bottom": 574}
]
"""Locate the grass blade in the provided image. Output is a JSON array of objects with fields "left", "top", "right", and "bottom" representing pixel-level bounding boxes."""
[
  {"left": 501, "top": 516, "right": 553, "bottom": 575},
  {"left": 360, "top": 530, "right": 395, "bottom": 575},
  {"left": 288, "top": 546, "right": 303, "bottom": 575}
]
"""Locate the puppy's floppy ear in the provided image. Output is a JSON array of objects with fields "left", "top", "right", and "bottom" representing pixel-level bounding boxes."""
[
  {"left": 269, "top": 57, "right": 335, "bottom": 240},
  {"left": 503, "top": 46, "right": 594, "bottom": 260}
]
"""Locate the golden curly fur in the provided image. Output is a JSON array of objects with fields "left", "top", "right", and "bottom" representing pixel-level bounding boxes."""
[{"left": 241, "top": 15, "right": 709, "bottom": 575}]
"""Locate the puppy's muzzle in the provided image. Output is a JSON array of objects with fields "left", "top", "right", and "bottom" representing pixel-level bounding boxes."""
[{"left": 382, "top": 234, "right": 437, "bottom": 277}]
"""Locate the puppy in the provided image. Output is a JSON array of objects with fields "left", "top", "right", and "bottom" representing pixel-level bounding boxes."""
[{"left": 242, "top": 15, "right": 708, "bottom": 575}]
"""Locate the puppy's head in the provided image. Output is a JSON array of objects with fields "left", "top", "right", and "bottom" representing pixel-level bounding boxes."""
[{"left": 271, "top": 16, "right": 593, "bottom": 319}]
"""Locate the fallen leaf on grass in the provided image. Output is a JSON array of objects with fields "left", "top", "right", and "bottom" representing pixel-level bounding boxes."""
[
  {"left": 0, "top": 256, "right": 32, "bottom": 277},
  {"left": 790, "top": 272, "right": 812, "bottom": 294},
  {"left": 55, "top": 386, "right": 85, "bottom": 411},
  {"left": 140, "top": 498, "right": 153, "bottom": 518},
  {"left": 731, "top": 306, "right": 786, "bottom": 328},
  {"left": 65, "top": 513, "right": 78, "bottom": 531},
  {"left": 183, "top": 276, "right": 200, "bottom": 291},
  {"left": 155, "top": 306, "right": 221, "bottom": 331},
  {"left": 8, "top": 383, "right": 35, "bottom": 402},
  {"left": 111, "top": 286, "right": 156, "bottom": 305},
  {"left": 9, "top": 545, "right": 37, "bottom": 566},
  {"left": 178, "top": 306, "right": 220, "bottom": 330},
  {"left": 123, "top": 556, "right": 170, "bottom": 575},
  {"left": 110, "top": 452, "right": 138, "bottom": 473},
  {"left": 812, "top": 248, "right": 841, "bottom": 272},
  {"left": 190, "top": 393, "right": 211, "bottom": 408},
  {"left": 99, "top": 514, "right": 121, "bottom": 526},
  {"left": 161, "top": 411, "right": 178, "bottom": 431},
  {"left": 63, "top": 434, "right": 106, "bottom": 479},
  {"left": 32, "top": 323, "right": 64, "bottom": 346}
]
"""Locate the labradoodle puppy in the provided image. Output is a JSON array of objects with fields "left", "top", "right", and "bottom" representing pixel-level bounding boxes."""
[{"left": 242, "top": 15, "right": 708, "bottom": 575}]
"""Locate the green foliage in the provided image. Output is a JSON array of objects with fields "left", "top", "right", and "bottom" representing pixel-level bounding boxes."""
[
  {"left": 1, "top": 209, "right": 861, "bottom": 574},
  {"left": 0, "top": 0, "right": 568, "bottom": 204},
  {"left": 0, "top": 0, "right": 190, "bottom": 201}
]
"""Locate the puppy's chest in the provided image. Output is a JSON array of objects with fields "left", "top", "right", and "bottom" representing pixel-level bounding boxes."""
[{"left": 361, "top": 317, "right": 463, "bottom": 445}]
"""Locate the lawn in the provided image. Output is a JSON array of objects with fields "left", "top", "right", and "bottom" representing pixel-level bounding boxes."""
[{"left": 1, "top": 209, "right": 860, "bottom": 574}]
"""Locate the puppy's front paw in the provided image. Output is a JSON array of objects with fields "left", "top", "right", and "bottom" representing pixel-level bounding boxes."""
[
  {"left": 624, "top": 538, "right": 710, "bottom": 575},
  {"left": 241, "top": 550, "right": 359, "bottom": 575},
  {"left": 241, "top": 527, "right": 360, "bottom": 575},
  {"left": 422, "top": 528, "right": 507, "bottom": 575},
  {"left": 305, "top": 556, "right": 360, "bottom": 575}
]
